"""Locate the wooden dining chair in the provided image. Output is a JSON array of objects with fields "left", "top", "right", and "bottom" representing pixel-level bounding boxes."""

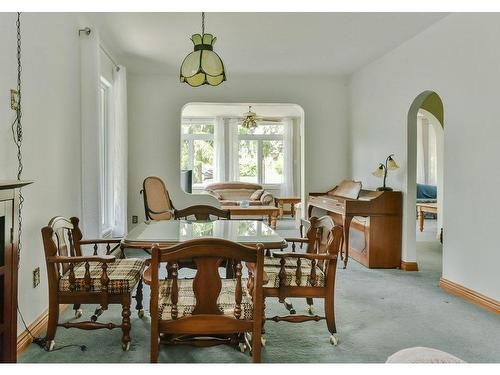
[
  {"left": 174, "top": 205, "right": 231, "bottom": 220},
  {"left": 141, "top": 176, "right": 175, "bottom": 220},
  {"left": 41, "top": 216, "right": 146, "bottom": 351},
  {"left": 149, "top": 238, "right": 265, "bottom": 363},
  {"left": 258, "top": 216, "right": 343, "bottom": 345}
]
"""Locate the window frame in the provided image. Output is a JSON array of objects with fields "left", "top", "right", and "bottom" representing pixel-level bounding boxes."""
[
  {"left": 98, "top": 76, "right": 113, "bottom": 238},
  {"left": 181, "top": 118, "right": 216, "bottom": 189},
  {"left": 237, "top": 122, "right": 284, "bottom": 189}
]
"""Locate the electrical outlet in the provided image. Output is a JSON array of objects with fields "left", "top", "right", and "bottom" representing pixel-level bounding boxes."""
[
  {"left": 33, "top": 267, "right": 40, "bottom": 288},
  {"left": 132, "top": 215, "right": 138, "bottom": 224}
]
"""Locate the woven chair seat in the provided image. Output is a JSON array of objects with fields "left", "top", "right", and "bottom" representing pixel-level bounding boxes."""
[
  {"left": 59, "top": 258, "right": 145, "bottom": 293},
  {"left": 158, "top": 278, "right": 253, "bottom": 320},
  {"left": 264, "top": 263, "right": 326, "bottom": 288}
]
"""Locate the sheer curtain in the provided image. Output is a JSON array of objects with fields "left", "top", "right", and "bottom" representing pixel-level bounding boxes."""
[
  {"left": 214, "top": 117, "right": 225, "bottom": 182},
  {"left": 228, "top": 119, "right": 240, "bottom": 181},
  {"left": 111, "top": 66, "right": 128, "bottom": 237},
  {"left": 281, "top": 118, "right": 294, "bottom": 196},
  {"left": 80, "top": 28, "right": 101, "bottom": 238}
]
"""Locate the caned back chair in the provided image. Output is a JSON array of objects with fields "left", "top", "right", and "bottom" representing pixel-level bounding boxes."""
[
  {"left": 150, "top": 239, "right": 265, "bottom": 362},
  {"left": 258, "top": 216, "right": 343, "bottom": 345},
  {"left": 41, "top": 216, "right": 145, "bottom": 351},
  {"left": 141, "top": 176, "right": 174, "bottom": 220},
  {"left": 174, "top": 205, "right": 231, "bottom": 221}
]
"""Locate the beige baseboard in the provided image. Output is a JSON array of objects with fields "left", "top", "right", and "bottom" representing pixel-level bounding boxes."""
[
  {"left": 439, "top": 278, "right": 500, "bottom": 314},
  {"left": 400, "top": 261, "right": 419, "bottom": 271},
  {"left": 17, "top": 304, "right": 68, "bottom": 356}
]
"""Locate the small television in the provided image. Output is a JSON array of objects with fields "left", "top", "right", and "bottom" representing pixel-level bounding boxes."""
[{"left": 180, "top": 170, "right": 192, "bottom": 194}]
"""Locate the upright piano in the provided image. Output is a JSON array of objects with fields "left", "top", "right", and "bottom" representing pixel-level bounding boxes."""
[{"left": 308, "top": 180, "right": 402, "bottom": 269}]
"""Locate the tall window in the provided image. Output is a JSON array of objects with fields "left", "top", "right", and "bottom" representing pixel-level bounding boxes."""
[
  {"left": 99, "top": 77, "right": 113, "bottom": 236},
  {"left": 181, "top": 119, "right": 215, "bottom": 187},
  {"left": 237, "top": 123, "right": 284, "bottom": 186}
]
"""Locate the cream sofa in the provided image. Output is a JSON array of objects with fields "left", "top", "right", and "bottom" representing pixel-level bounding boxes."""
[{"left": 204, "top": 182, "right": 274, "bottom": 206}]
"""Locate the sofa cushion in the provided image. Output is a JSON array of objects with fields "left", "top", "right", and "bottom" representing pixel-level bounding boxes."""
[
  {"left": 158, "top": 278, "right": 253, "bottom": 320},
  {"left": 205, "top": 182, "right": 263, "bottom": 191},
  {"left": 215, "top": 189, "right": 257, "bottom": 201}
]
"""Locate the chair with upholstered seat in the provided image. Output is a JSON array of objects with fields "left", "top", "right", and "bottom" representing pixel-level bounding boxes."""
[
  {"left": 41, "top": 216, "right": 146, "bottom": 351},
  {"left": 174, "top": 205, "right": 231, "bottom": 220},
  {"left": 141, "top": 176, "right": 175, "bottom": 220},
  {"left": 256, "top": 216, "right": 343, "bottom": 345},
  {"left": 149, "top": 239, "right": 265, "bottom": 362}
]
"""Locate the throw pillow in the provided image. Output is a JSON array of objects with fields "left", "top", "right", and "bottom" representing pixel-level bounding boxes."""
[{"left": 250, "top": 189, "right": 264, "bottom": 200}]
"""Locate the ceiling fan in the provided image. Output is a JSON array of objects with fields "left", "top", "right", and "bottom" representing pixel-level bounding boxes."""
[{"left": 239, "top": 106, "right": 280, "bottom": 129}]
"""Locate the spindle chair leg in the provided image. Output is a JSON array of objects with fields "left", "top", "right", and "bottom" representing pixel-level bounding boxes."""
[
  {"left": 306, "top": 298, "right": 314, "bottom": 314},
  {"left": 135, "top": 279, "right": 144, "bottom": 318},
  {"left": 73, "top": 303, "right": 82, "bottom": 318},
  {"left": 121, "top": 294, "right": 131, "bottom": 351},
  {"left": 91, "top": 306, "right": 104, "bottom": 322}
]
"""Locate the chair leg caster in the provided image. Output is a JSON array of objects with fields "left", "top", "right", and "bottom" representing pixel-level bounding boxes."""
[
  {"left": 75, "top": 309, "right": 83, "bottom": 319},
  {"left": 307, "top": 306, "right": 314, "bottom": 315},
  {"left": 238, "top": 342, "right": 247, "bottom": 353},
  {"left": 329, "top": 334, "right": 339, "bottom": 346},
  {"left": 261, "top": 336, "right": 266, "bottom": 347},
  {"left": 91, "top": 307, "right": 103, "bottom": 322},
  {"left": 122, "top": 342, "right": 130, "bottom": 351},
  {"left": 46, "top": 340, "right": 55, "bottom": 351},
  {"left": 137, "top": 309, "right": 145, "bottom": 318}
]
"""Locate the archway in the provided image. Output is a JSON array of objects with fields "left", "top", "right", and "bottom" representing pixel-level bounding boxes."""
[{"left": 405, "top": 91, "right": 444, "bottom": 271}]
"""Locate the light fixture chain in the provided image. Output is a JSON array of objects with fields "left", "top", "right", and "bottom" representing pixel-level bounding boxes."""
[
  {"left": 202, "top": 12, "right": 205, "bottom": 35},
  {"left": 15, "top": 12, "right": 24, "bottom": 263}
]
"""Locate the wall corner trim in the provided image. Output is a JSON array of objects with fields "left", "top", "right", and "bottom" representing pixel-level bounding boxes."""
[
  {"left": 400, "top": 261, "right": 419, "bottom": 271},
  {"left": 439, "top": 278, "right": 500, "bottom": 314}
]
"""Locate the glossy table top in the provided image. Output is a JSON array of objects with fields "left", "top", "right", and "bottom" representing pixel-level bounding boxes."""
[{"left": 122, "top": 220, "right": 286, "bottom": 249}]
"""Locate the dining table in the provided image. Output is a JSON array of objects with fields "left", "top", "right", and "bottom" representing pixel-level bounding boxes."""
[{"left": 121, "top": 219, "right": 287, "bottom": 284}]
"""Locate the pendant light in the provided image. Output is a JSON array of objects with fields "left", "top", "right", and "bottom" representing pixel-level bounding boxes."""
[{"left": 180, "top": 12, "right": 227, "bottom": 87}]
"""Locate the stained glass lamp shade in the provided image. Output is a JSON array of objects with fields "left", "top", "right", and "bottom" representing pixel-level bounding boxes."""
[{"left": 180, "top": 33, "right": 226, "bottom": 87}]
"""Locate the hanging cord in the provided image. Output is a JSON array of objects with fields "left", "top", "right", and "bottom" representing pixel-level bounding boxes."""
[
  {"left": 12, "top": 12, "right": 24, "bottom": 261},
  {"left": 12, "top": 12, "right": 85, "bottom": 354},
  {"left": 201, "top": 12, "right": 205, "bottom": 35}
]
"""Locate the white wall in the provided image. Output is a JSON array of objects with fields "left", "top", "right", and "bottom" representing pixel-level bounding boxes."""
[
  {"left": 128, "top": 74, "right": 349, "bottom": 226},
  {"left": 349, "top": 13, "right": 500, "bottom": 301},
  {"left": 0, "top": 13, "right": 82, "bottom": 333}
]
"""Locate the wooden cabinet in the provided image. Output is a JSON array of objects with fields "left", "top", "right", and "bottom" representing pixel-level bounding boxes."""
[{"left": 0, "top": 181, "right": 32, "bottom": 363}]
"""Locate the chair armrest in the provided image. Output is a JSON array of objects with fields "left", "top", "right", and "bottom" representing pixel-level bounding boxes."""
[
  {"left": 78, "top": 239, "right": 121, "bottom": 245},
  {"left": 271, "top": 252, "right": 336, "bottom": 261},
  {"left": 47, "top": 255, "right": 116, "bottom": 264}
]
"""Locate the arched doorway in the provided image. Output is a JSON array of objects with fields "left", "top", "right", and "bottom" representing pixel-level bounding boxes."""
[{"left": 405, "top": 91, "right": 444, "bottom": 272}]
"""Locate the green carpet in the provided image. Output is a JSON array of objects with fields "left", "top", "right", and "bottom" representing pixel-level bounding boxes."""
[{"left": 19, "top": 219, "right": 500, "bottom": 363}]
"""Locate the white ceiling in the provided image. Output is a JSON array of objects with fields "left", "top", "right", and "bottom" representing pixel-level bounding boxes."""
[{"left": 88, "top": 12, "right": 448, "bottom": 76}]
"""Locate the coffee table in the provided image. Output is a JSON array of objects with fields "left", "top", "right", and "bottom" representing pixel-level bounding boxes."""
[
  {"left": 274, "top": 197, "right": 301, "bottom": 219},
  {"left": 221, "top": 205, "right": 279, "bottom": 229}
]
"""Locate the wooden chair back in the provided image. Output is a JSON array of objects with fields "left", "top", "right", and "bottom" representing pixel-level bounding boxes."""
[
  {"left": 42, "top": 217, "right": 78, "bottom": 277},
  {"left": 141, "top": 176, "right": 174, "bottom": 221},
  {"left": 174, "top": 205, "right": 231, "bottom": 221},
  {"left": 150, "top": 238, "right": 264, "bottom": 334},
  {"left": 303, "top": 216, "right": 339, "bottom": 271}
]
